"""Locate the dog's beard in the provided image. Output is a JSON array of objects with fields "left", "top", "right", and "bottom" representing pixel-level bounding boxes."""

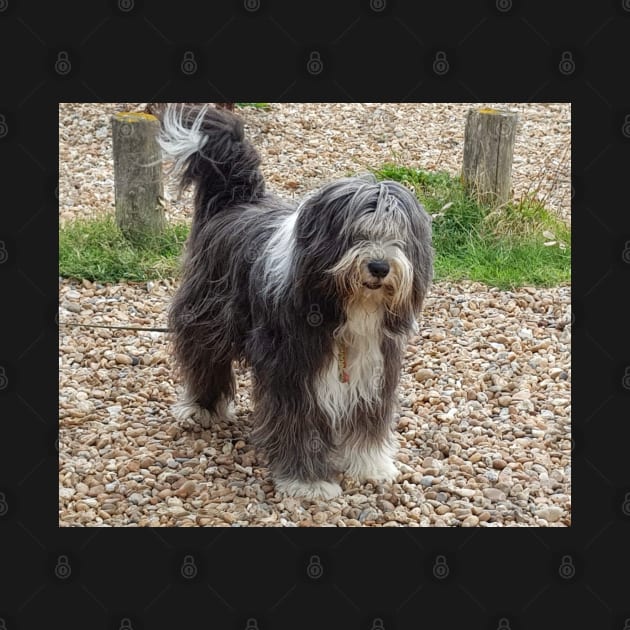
[{"left": 329, "top": 241, "right": 413, "bottom": 314}]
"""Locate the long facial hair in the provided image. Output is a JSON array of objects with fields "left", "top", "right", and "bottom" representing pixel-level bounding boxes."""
[{"left": 289, "top": 176, "right": 432, "bottom": 338}]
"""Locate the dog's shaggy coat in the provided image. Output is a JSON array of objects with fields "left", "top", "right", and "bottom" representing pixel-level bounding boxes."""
[{"left": 159, "top": 104, "right": 433, "bottom": 499}]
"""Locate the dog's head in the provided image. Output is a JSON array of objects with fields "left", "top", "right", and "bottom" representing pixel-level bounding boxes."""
[{"left": 293, "top": 175, "right": 433, "bottom": 328}]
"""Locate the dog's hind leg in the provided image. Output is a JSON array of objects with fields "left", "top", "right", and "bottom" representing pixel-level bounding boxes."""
[{"left": 173, "top": 361, "right": 236, "bottom": 428}]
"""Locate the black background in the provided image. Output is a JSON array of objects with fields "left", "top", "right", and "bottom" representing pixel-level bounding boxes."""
[{"left": 0, "top": 0, "right": 628, "bottom": 628}]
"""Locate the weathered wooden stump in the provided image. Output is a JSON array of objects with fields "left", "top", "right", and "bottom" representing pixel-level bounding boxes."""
[
  {"left": 111, "top": 111, "right": 165, "bottom": 242},
  {"left": 462, "top": 108, "right": 518, "bottom": 207}
]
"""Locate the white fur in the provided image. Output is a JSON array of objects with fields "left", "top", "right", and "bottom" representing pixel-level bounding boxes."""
[
  {"left": 158, "top": 105, "right": 209, "bottom": 176},
  {"left": 262, "top": 210, "right": 298, "bottom": 300},
  {"left": 314, "top": 295, "right": 404, "bottom": 484},
  {"left": 410, "top": 318, "right": 420, "bottom": 335},
  {"left": 315, "top": 301, "right": 385, "bottom": 433},
  {"left": 335, "top": 437, "right": 398, "bottom": 482},
  {"left": 275, "top": 477, "right": 342, "bottom": 500},
  {"left": 172, "top": 389, "right": 234, "bottom": 428}
]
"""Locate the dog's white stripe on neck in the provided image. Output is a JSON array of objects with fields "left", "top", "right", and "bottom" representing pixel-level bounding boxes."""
[
  {"left": 263, "top": 210, "right": 298, "bottom": 298},
  {"left": 316, "top": 301, "right": 384, "bottom": 432}
]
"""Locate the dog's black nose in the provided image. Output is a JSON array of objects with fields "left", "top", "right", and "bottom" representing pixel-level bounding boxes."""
[{"left": 367, "top": 260, "right": 390, "bottom": 278}]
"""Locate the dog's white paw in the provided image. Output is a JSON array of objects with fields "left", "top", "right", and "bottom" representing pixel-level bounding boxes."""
[
  {"left": 172, "top": 396, "right": 234, "bottom": 428},
  {"left": 354, "top": 457, "right": 399, "bottom": 484},
  {"left": 276, "top": 478, "right": 342, "bottom": 500},
  {"left": 172, "top": 399, "right": 213, "bottom": 427},
  {"left": 343, "top": 447, "right": 399, "bottom": 483},
  {"left": 338, "top": 440, "right": 399, "bottom": 483}
]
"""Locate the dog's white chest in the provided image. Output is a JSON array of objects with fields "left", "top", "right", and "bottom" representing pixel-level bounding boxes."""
[{"left": 315, "top": 305, "right": 384, "bottom": 429}]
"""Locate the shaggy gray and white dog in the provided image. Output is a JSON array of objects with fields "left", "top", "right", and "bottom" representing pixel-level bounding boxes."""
[{"left": 159, "top": 104, "right": 433, "bottom": 499}]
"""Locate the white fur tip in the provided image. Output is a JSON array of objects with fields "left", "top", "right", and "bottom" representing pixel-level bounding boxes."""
[
  {"left": 159, "top": 104, "right": 209, "bottom": 175},
  {"left": 340, "top": 441, "right": 399, "bottom": 483},
  {"left": 355, "top": 457, "right": 399, "bottom": 484},
  {"left": 275, "top": 478, "right": 342, "bottom": 500},
  {"left": 172, "top": 394, "right": 234, "bottom": 428}
]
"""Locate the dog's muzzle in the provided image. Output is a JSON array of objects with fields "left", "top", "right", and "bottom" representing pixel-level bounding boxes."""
[
  {"left": 367, "top": 259, "right": 390, "bottom": 278},
  {"left": 364, "top": 259, "right": 390, "bottom": 289}
]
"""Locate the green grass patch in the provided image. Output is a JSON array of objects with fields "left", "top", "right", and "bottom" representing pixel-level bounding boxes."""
[
  {"left": 59, "top": 215, "right": 189, "bottom": 283},
  {"left": 236, "top": 103, "right": 270, "bottom": 109},
  {"left": 60, "top": 167, "right": 570, "bottom": 289},
  {"left": 374, "top": 165, "right": 570, "bottom": 289}
]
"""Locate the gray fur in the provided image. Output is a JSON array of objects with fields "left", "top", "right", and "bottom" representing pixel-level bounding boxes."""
[{"left": 159, "top": 104, "right": 433, "bottom": 498}]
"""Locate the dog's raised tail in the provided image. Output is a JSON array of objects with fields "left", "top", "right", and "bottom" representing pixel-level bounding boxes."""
[{"left": 158, "top": 104, "right": 265, "bottom": 219}]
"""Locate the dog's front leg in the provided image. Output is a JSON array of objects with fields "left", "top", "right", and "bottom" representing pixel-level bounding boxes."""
[{"left": 251, "top": 390, "right": 342, "bottom": 500}]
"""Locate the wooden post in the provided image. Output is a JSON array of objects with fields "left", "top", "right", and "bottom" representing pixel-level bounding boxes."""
[
  {"left": 111, "top": 111, "right": 165, "bottom": 241},
  {"left": 462, "top": 108, "right": 518, "bottom": 207}
]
